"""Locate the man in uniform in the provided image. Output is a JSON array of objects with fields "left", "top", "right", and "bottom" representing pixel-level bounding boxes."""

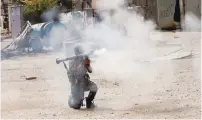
[{"left": 57, "top": 44, "right": 98, "bottom": 109}]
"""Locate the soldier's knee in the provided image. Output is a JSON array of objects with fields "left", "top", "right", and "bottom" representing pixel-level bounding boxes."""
[{"left": 90, "top": 83, "right": 98, "bottom": 92}]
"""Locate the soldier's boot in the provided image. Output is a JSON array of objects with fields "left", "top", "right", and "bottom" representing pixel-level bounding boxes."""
[{"left": 86, "top": 91, "right": 97, "bottom": 108}]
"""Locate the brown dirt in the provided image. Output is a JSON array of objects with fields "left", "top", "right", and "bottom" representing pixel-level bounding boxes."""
[{"left": 1, "top": 32, "right": 201, "bottom": 119}]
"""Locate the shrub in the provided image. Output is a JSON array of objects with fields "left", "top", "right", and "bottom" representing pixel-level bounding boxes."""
[{"left": 20, "top": 0, "right": 56, "bottom": 23}]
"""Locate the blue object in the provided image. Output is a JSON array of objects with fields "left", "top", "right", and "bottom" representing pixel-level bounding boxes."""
[{"left": 31, "top": 22, "right": 67, "bottom": 38}]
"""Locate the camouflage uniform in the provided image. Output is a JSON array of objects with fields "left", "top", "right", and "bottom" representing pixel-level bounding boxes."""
[{"left": 68, "top": 45, "right": 97, "bottom": 109}]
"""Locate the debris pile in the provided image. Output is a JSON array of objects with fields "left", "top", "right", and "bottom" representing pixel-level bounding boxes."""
[{"left": 2, "top": 21, "right": 33, "bottom": 52}]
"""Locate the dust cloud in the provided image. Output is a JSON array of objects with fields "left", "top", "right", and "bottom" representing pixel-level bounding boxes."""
[
  {"left": 42, "top": 0, "right": 197, "bottom": 108},
  {"left": 181, "top": 12, "right": 201, "bottom": 32}
]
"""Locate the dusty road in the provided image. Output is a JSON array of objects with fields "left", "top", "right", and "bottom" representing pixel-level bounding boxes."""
[{"left": 1, "top": 32, "right": 201, "bottom": 119}]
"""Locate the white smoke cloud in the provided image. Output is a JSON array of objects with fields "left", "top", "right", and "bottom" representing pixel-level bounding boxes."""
[
  {"left": 42, "top": 7, "right": 60, "bottom": 22},
  {"left": 44, "top": 0, "right": 178, "bottom": 108},
  {"left": 78, "top": 0, "right": 162, "bottom": 83},
  {"left": 181, "top": 12, "right": 201, "bottom": 32},
  {"left": 96, "top": 0, "right": 125, "bottom": 10}
]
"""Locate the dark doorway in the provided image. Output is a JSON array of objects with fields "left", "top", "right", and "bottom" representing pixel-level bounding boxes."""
[{"left": 174, "top": 0, "right": 181, "bottom": 22}]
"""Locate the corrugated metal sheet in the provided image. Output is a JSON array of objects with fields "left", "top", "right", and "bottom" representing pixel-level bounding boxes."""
[{"left": 156, "top": 0, "right": 176, "bottom": 28}]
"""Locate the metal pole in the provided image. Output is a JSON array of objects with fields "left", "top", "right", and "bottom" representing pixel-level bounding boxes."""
[{"left": 179, "top": 0, "right": 185, "bottom": 29}]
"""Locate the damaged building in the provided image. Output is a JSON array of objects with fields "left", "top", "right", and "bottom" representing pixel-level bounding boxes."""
[{"left": 1, "top": 0, "right": 201, "bottom": 53}]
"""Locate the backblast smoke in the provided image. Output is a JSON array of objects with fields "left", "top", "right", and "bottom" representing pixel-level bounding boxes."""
[{"left": 42, "top": 0, "right": 201, "bottom": 109}]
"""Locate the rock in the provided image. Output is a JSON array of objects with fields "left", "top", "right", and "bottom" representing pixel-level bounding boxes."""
[
  {"left": 113, "top": 82, "right": 119, "bottom": 86},
  {"left": 166, "top": 90, "right": 171, "bottom": 92},
  {"left": 26, "top": 77, "right": 37, "bottom": 80}
]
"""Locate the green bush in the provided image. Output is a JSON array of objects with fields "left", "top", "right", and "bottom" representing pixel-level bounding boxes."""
[{"left": 23, "top": 0, "right": 56, "bottom": 23}]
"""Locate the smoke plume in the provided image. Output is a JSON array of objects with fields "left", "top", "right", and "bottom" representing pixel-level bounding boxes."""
[
  {"left": 181, "top": 12, "right": 201, "bottom": 32},
  {"left": 43, "top": 0, "right": 194, "bottom": 108}
]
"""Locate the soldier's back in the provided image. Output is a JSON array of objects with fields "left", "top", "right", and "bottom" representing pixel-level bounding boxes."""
[{"left": 69, "top": 56, "right": 87, "bottom": 77}]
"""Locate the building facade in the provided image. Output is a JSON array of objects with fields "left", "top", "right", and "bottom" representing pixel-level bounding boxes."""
[{"left": 82, "top": 0, "right": 201, "bottom": 29}]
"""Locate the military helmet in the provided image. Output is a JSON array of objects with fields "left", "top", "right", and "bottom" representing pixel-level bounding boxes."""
[{"left": 74, "top": 44, "right": 84, "bottom": 55}]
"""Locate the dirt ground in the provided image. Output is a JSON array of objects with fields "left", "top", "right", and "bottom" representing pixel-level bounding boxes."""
[{"left": 1, "top": 32, "right": 201, "bottom": 119}]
